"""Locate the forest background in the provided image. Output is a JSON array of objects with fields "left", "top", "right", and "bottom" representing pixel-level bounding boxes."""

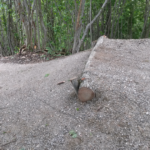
[{"left": 0, "top": 0, "right": 150, "bottom": 57}]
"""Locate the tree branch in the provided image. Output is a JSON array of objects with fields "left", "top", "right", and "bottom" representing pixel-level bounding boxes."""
[{"left": 77, "top": 0, "right": 109, "bottom": 52}]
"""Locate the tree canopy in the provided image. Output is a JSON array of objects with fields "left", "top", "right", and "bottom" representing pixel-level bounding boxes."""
[{"left": 0, "top": 0, "right": 149, "bottom": 56}]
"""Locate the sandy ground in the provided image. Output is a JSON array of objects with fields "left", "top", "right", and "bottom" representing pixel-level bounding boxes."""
[
  {"left": 0, "top": 38, "right": 150, "bottom": 150},
  {"left": 0, "top": 50, "right": 91, "bottom": 150}
]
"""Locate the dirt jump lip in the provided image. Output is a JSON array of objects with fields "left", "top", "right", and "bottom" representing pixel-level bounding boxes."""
[{"left": 0, "top": 37, "right": 150, "bottom": 149}]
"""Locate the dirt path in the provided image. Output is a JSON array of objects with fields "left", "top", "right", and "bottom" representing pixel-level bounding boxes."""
[
  {"left": 0, "top": 50, "right": 92, "bottom": 150},
  {"left": 0, "top": 38, "right": 150, "bottom": 150}
]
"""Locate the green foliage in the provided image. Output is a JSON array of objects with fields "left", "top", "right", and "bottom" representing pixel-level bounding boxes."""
[
  {"left": 69, "top": 130, "right": 78, "bottom": 138},
  {"left": 0, "top": 0, "right": 149, "bottom": 57},
  {"left": 45, "top": 74, "right": 49, "bottom": 77},
  {"left": 41, "top": 54, "right": 46, "bottom": 58},
  {"left": 46, "top": 47, "right": 55, "bottom": 55},
  {"left": 76, "top": 108, "right": 79, "bottom": 111}
]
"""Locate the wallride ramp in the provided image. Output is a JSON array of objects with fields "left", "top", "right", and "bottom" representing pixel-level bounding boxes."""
[{"left": 0, "top": 37, "right": 150, "bottom": 149}]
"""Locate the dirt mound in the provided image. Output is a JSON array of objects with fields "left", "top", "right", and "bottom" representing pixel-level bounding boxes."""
[{"left": 0, "top": 38, "right": 150, "bottom": 150}]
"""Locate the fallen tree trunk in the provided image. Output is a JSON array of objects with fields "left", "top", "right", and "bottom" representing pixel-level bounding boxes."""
[{"left": 70, "top": 35, "right": 107, "bottom": 102}]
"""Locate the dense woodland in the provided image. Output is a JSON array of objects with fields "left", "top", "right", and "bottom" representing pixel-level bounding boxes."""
[{"left": 0, "top": 0, "right": 150, "bottom": 57}]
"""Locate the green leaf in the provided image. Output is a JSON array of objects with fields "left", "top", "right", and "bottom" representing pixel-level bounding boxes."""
[
  {"left": 76, "top": 108, "right": 79, "bottom": 111},
  {"left": 69, "top": 130, "right": 77, "bottom": 138},
  {"left": 69, "top": 130, "right": 75, "bottom": 135},
  {"left": 45, "top": 74, "right": 49, "bottom": 77},
  {"left": 72, "top": 134, "right": 77, "bottom": 138},
  {"left": 41, "top": 54, "right": 46, "bottom": 58}
]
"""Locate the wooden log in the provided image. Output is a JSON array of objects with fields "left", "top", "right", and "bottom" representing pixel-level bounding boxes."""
[
  {"left": 78, "top": 87, "right": 95, "bottom": 102},
  {"left": 70, "top": 77, "right": 95, "bottom": 102},
  {"left": 70, "top": 36, "right": 107, "bottom": 102}
]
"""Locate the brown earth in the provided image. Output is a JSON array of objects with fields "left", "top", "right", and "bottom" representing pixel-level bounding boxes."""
[
  {"left": 0, "top": 38, "right": 150, "bottom": 150},
  {"left": 0, "top": 50, "right": 66, "bottom": 64}
]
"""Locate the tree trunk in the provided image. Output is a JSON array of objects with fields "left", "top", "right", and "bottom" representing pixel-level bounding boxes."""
[
  {"left": 7, "top": 0, "right": 14, "bottom": 55},
  {"left": 105, "top": 0, "right": 111, "bottom": 37},
  {"left": 141, "top": 0, "right": 150, "bottom": 38},
  {"left": 110, "top": 0, "right": 118, "bottom": 38},
  {"left": 75, "top": 0, "right": 109, "bottom": 53},
  {"left": 72, "top": 0, "right": 85, "bottom": 54},
  {"left": 15, "top": 0, "right": 36, "bottom": 50},
  {"left": 0, "top": 42, "right": 3, "bottom": 57},
  {"left": 90, "top": 0, "right": 92, "bottom": 46},
  {"left": 38, "top": 0, "right": 47, "bottom": 50},
  {"left": 0, "top": 18, "right": 6, "bottom": 56},
  {"left": 71, "top": 36, "right": 107, "bottom": 102}
]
